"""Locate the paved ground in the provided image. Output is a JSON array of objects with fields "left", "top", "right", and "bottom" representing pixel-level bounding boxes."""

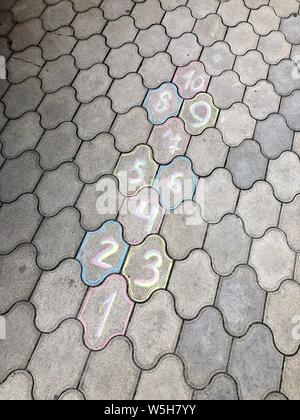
[{"left": 0, "top": 0, "right": 300, "bottom": 401}]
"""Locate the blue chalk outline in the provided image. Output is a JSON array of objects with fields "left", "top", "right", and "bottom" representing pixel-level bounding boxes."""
[{"left": 76, "top": 221, "right": 129, "bottom": 287}]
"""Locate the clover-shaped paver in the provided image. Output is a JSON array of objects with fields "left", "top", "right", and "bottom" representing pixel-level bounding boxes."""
[{"left": 173, "top": 61, "right": 210, "bottom": 99}]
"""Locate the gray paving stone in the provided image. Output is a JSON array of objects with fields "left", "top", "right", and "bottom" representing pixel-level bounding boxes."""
[
  {"left": 72, "top": 8, "right": 106, "bottom": 40},
  {"left": 132, "top": 0, "right": 164, "bottom": 29},
  {"left": 111, "top": 106, "right": 152, "bottom": 153},
  {"left": 196, "top": 168, "right": 239, "bottom": 224},
  {"left": 108, "top": 73, "right": 146, "bottom": 114},
  {"left": 12, "top": 0, "right": 46, "bottom": 22},
  {"left": 40, "top": 55, "right": 78, "bottom": 94},
  {"left": 40, "top": 27, "right": 77, "bottom": 61},
  {"left": 0, "top": 302, "right": 40, "bottom": 382},
  {"left": 9, "top": 18, "right": 45, "bottom": 52},
  {"left": 177, "top": 307, "right": 232, "bottom": 389},
  {"left": 80, "top": 337, "right": 140, "bottom": 400},
  {"left": 280, "top": 195, "right": 300, "bottom": 252},
  {"left": 161, "top": 201, "right": 207, "bottom": 260},
  {"left": 74, "top": 97, "right": 115, "bottom": 141},
  {"left": 0, "top": 151, "right": 42, "bottom": 203},
  {"left": 269, "top": 59, "right": 300, "bottom": 96},
  {"left": 72, "top": 0, "right": 101, "bottom": 12},
  {"left": 36, "top": 122, "right": 81, "bottom": 171},
  {"left": 234, "top": 51, "right": 269, "bottom": 86},
  {"left": 0, "top": 11, "right": 13, "bottom": 36},
  {"left": 270, "top": 0, "right": 299, "bottom": 17},
  {"left": 249, "top": 5, "right": 280, "bottom": 35},
  {"left": 168, "top": 249, "right": 219, "bottom": 319},
  {"left": 76, "top": 175, "right": 123, "bottom": 231},
  {"left": 0, "top": 102, "right": 7, "bottom": 131},
  {"left": 0, "top": 111, "right": 43, "bottom": 159},
  {"left": 265, "top": 392, "right": 288, "bottom": 401},
  {"left": 208, "top": 71, "right": 245, "bottom": 110},
  {"left": 236, "top": 181, "right": 281, "bottom": 238},
  {"left": 73, "top": 64, "right": 111, "bottom": 103},
  {"left": 226, "top": 140, "right": 268, "bottom": 190},
  {"left": 0, "top": 0, "right": 18, "bottom": 8},
  {"left": 135, "top": 355, "right": 192, "bottom": 400},
  {"left": 139, "top": 53, "right": 175, "bottom": 89},
  {"left": 28, "top": 319, "right": 89, "bottom": 400},
  {"left": 135, "top": 25, "right": 170, "bottom": 58},
  {"left": 255, "top": 113, "right": 294, "bottom": 159},
  {"left": 0, "top": 36, "right": 12, "bottom": 60},
  {"left": 59, "top": 389, "right": 85, "bottom": 400},
  {"left": 33, "top": 208, "right": 85, "bottom": 270},
  {"left": 217, "top": 103, "right": 256, "bottom": 147},
  {"left": 3, "top": 77, "right": 44, "bottom": 119},
  {"left": 0, "top": 370, "right": 33, "bottom": 401},
  {"left": 193, "top": 14, "right": 226, "bottom": 47},
  {"left": 42, "top": 1, "right": 75, "bottom": 31},
  {"left": 75, "top": 134, "right": 119, "bottom": 182},
  {"left": 201, "top": 41, "right": 235, "bottom": 77},
  {"left": 249, "top": 228, "right": 295, "bottom": 291},
  {"left": 187, "top": 0, "right": 219, "bottom": 18},
  {"left": 294, "top": 132, "right": 300, "bottom": 157},
  {"left": 193, "top": 374, "right": 238, "bottom": 401},
  {"left": 204, "top": 214, "right": 251, "bottom": 276},
  {"left": 36, "top": 162, "right": 83, "bottom": 217},
  {"left": 127, "top": 290, "right": 182, "bottom": 369},
  {"left": 226, "top": 22, "right": 259, "bottom": 56},
  {"left": 0, "top": 194, "right": 42, "bottom": 255},
  {"left": 161, "top": 0, "right": 187, "bottom": 11},
  {"left": 103, "top": 16, "right": 138, "bottom": 48},
  {"left": 72, "top": 35, "right": 109, "bottom": 70},
  {"left": 7, "top": 47, "right": 44, "bottom": 84},
  {"left": 105, "top": 44, "right": 142, "bottom": 79},
  {"left": 244, "top": 80, "right": 281, "bottom": 120},
  {"left": 38, "top": 87, "right": 79, "bottom": 130},
  {"left": 229, "top": 324, "right": 283, "bottom": 400},
  {"left": 258, "top": 31, "right": 291, "bottom": 65},
  {"left": 281, "top": 14, "right": 300, "bottom": 44},
  {"left": 163, "top": 6, "right": 195, "bottom": 38},
  {"left": 187, "top": 128, "right": 228, "bottom": 176},
  {"left": 216, "top": 265, "right": 266, "bottom": 337},
  {"left": 101, "top": 0, "right": 133, "bottom": 19},
  {"left": 31, "top": 259, "right": 86, "bottom": 333},
  {"left": 267, "top": 151, "right": 300, "bottom": 202},
  {"left": 0, "top": 245, "right": 41, "bottom": 314},
  {"left": 218, "top": 0, "right": 249, "bottom": 27},
  {"left": 282, "top": 351, "right": 300, "bottom": 400},
  {"left": 281, "top": 90, "right": 300, "bottom": 131},
  {"left": 265, "top": 281, "right": 300, "bottom": 355},
  {"left": 168, "top": 33, "right": 202, "bottom": 67}
]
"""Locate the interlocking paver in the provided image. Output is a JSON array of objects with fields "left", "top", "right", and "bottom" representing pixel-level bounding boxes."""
[
  {"left": 236, "top": 181, "right": 281, "bottom": 238},
  {"left": 101, "top": 0, "right": 133, "bottom": 20},
  {"left": 135, "top": 355, "right": 192, "bottom": 400},
  {"left": 201, "top": 42, "right": 235, "bottom": 77},
  {"left": 281, "top": 14, "right": 300, "bottom": 45},
  {"left": 234, "top": 51, "right": 269, "bottom": 86},
  {"left": 187, "top": 0, "right": 219, "bottom": 18},
  {"left": 0, "top": 371, "right": 33, "bottom": 401},
  {"left": 105, "top": 44, "right": 142, "bottom": 79},
  {"left": 249, "top": 6, "right": 280, "bottom": 35},
  {"left": 72, "top": 8, "right": 106, "bottom": 40},
  {"left": 33, "top": 207, "right": 85, "bottom": 270},
  {"left": 216, "top": 265, "right": 266, "bottom": 337},
  {"left": 269, "top": 59, "right": 300, "bottom": 96},
  {"left": 162, "top": 6, "right": 195, "bottom": 38},
  {"left": 7, "top": 47, "right": 44, "bottom": 84},
  {"left": 282, "top": 351, "right": 300, "bottom": 400},
  {"left": 167, "top": 33, "right": 202, "bottom": 67},
  {"left": 0, "top": 194, "right": 42, "bottom": 255},
  {"left": 127, "top": 290, "right": 182, "bottom": 369},
  {"left": 8, "top": 19, "right": 45, "bottom": 52},
  {"left": 0, "top": 102, "right": 7, "bottom": 131},
  {"left": 281, "top": 90, "right": 300, "bottom": 131},
  {"left": 258, "top": 31, "right": 291, "bottom": 65},
  {"left": 135, "top": 25, "right": 169, "bottom": 58},
  {"left": 79, "top": 337, "right": 139, "bottom": 400},
  {"left": 168, "top": 249, "right": 219, "bottom": 319},
  {"left": 0, "top": 245, "right": 41, "bottom": 313},
  {"left": 244, "top": 0, "right": 269, "bottom": 9},
  {"left": 204, "top": 214, "right": 251, "bottom": 276},
  {"left": 40, "top": 55, "right": 78, "bottom": 94},
  {"left": 177, "top": 307, "right": 232, "bottom": 389},
  {"left": 109, "top": 73, "right": 146, "bottom": 114},
  {"left": 265, "top": 392, "right": 288, "bottom": 401},
  {"left": 161, "top": 0, "right": 186, "bottom": 11},
  {"left": 193, "top": 14, "right": 226, "bottom": 47},
  {"left": 226, "top": 22, "right": 259, "bottom": 56},
  {"left": 28, "top": 319, "right": 89, "bottom": 400},
  {"left": 75, "top": 134, "right": 119, "bottom": 182},
  {"left": 244, "top": 80, "right": 280, "bottom": 120},
  {"left": 32, "top": 259, "right": 86, "bottom": 333},
  {"left": 280, "top": 195, "right": 300, "bottom": 252},
  {"left": 0, "top": 302, "right": 40, "bottom": 383},
  {"left": 194, "top": 374, "right": 238, "bottom": 401},
  {"left": 228, "top": 324, "right": 283, "bottom": 400},
  {"left": 72, "top": 0, "right": 101, "bottom": 13},
  {"left": 270, "top": 0, "right": 299, "bottom": 17},
  {"left": 103, "top": 16, "right": 138, "bottom": 48},
  {"left": 131, "top": 0, "right": 164, "bottom": 30},
  {"left": 139, "top": 53, "right": 175, "bottom": 89},
  {"left": 249, "top": 228, "right": 295, "bottom": 291},
  {"left": 73, "top": 64, "right": 111, "bottom": 103},
  {"left": 265, "top": 281, "right": 300, "bottom": 355},
  {"left": 208, "top": 71, "right": 245, "bottom": 110},
  {"left": 180, "top": 93, "right": 218, "bottom": 135},
  {"left": 218, "top": 0, "right": 249, "bottom": 27},
  {"left": 40, "top": 27, "right": 77, "bottom": 61},
  {"left": 173, "top": 61, "right": 210, "bottom": 99},
  {"left": 72, "top": 35, "right": 109, "bottom": 70},
  {"left": 42, "top": 1, "right": 75, "bottom": 31},
  {"left": 59, "top": 390, "right": 85, "bottom": 401},
  {"left": 12, "top": 0, "right": 46, "bottom": 22},
  {"left": 36, "top": 122, "right": 81, "bottom": 170}
]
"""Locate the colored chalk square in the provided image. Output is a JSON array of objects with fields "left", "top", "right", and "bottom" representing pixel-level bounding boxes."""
[
  {"left": 118, "top": 187, "right": 165, "bottom": 245},
  {"left": 180, "top": 93, "right": 219, "bottom": 136},
  {"left": 78, "top": 275, "right": 134, "bottom": 350},
  {"left": 173, "top": 61, "right": 210, "bottom": 99},
  {"left": 122, "top": 235, "right": 173, "bottom": 303},
  {"left": 143, "top": 83, "right": 183, "bottom": 125},
  {"left": 114, "top": 145, "right": 158, "bottom": 197},
  {"left": 153, "top": 156, "right": 198, "bottom": 211},
  {"left": 148, "top": 117, "right": 190, "bottom": 164},
  {"left": 77, "top": 221, "right": 129, "bottom": 287}
]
